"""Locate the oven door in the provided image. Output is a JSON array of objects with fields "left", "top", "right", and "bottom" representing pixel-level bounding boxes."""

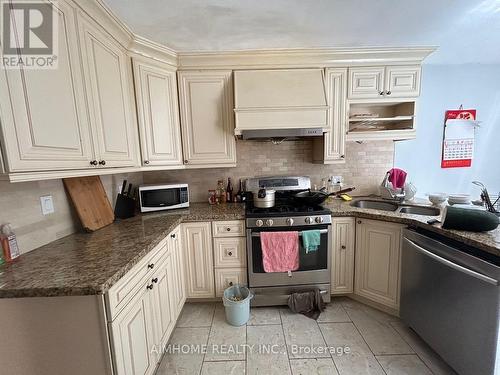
[{"left": 247, "top": 225, "right": 331, "bottom": 287}]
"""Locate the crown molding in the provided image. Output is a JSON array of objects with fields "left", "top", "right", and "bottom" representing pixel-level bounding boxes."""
[
  {"left": 177, "top": 47, "right": 437, "bottom": 70},
  {"left": 128, "top": 35, "right": 178, "bottom": 67}
]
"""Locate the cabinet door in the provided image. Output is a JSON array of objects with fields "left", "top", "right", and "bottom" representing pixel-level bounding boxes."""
[
  {"left": 348, "top": 67, "right": 385, "bottom": 99},
  {"left": 77, "top": 13, "right": 138, "bottom": 168},
  {"left": 323, "top": 68, "right": 347, "bottom": 162},
  {"left": 331, "top": 217, "right": 355, "bottom": 294},
  {"left": 354, "top": 219, "right": 403, "bottom": 309},
  {"left": 151, "top": 253, "right": 175, "bottom": 353},
  {"left": 169, "top": 226, "right": 186, "bottom": 318},
  {"left": 213, "top": 237, "right": 246, "bottom": 268},
  {"left": 133, "top": 58, "right": 183, "bottom": 167},
  {"left": 215, "top": 268, "right": 247, "bottom": 297},
  {"left": 182, "top": 222, "right": 215, "bottom": 298},
  {"left": 0, "top": 1, "right": 93, "bottom": 172},
  {"left": 385, "top": 65, "right": 421, "bottom": 98},
  {"left": 178, "top": 70, "right": 236, "bottom": 166},
  {"left": 111, "top": 284, "right": 156, "bottom": 375}
]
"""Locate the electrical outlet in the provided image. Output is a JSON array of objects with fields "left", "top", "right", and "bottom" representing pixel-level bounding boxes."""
[
  {"left": 331, "top": 176, "right": 343, "bottom": 184},
  {"left": 40, "top": 195, "right": 55, "bottom": 215}
]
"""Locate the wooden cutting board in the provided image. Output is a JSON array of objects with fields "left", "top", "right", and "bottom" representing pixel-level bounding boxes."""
[{"left": 63, "top": 176, "right": 115, "bottom": 232}]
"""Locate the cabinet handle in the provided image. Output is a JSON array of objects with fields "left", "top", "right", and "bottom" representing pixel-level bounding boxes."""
[
  {"left": 229, "top": 282, "right": 233, "bottom": 286},
  {"left": 171, "top": 233, "right": 176, "bottom": 238},
  {"left": 228, "top": 251, "right": 233, "bottom": 256},
  {"left": 340, "top": 155, "right": 345, "bottom": 159},
  {"left": 357, "top": 220, "right": 362, "bottom": 224},
  {"left": 148, "top": 263, "right": 154, "bottom": 269},
  {"left": 341, "top": 245, "right": 346, "bottom": 250},
  {"left": 146, "top": 284, "right": 154, "bottom": 290},
  {"left": 385, "top": 90, "right": 391, "bottom": 95},
  {"left": 184, "top": 160, "right": 189, "bottom": 164},
  {"left": 144, "top": 160, "right": 150, "bottom": 165},
  {"left": 99, "top": 160, "right": 106, "bottom": 166},
  {"left": 90, "top": 160, "right": 98, "bottom": 166},
  {"left": 378, "top": 91, "right": 384, "bottom": 96},
  {"left": 226, "top": 228, "right": 231, "bottom": 232},
  {"left": 152, "top": 277, "right": 158, "bottom": 284}
]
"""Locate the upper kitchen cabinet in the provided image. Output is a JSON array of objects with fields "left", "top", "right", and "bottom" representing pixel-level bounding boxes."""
[
  {"left": 132, "top": 57, "right": 183, "bottom": 167},
  {"left": 348, "top": 65, "right": 421, "bottom": 99},
  {"left": 177, "top": 70, "right": 236, "bottom": 167},
  {"left": 77, "top": 11, "right": 139, "bottom": 168},
  {"left": 0, "top": 1, "right": 94, "bottom": 172},
  {"left": 313, "top": 68, "right": 348, "bottom": 164}
]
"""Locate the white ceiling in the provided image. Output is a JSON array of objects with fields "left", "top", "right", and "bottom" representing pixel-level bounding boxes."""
[{"left": 104, "top": 0, "right": 500, "bottom": 64}]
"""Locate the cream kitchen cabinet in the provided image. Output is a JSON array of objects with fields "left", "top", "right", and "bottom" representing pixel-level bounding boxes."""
[
  {"left": 354, "top": 218, "right": 403, "bottom": 310},
  {"left": 151, "top": 250, "right": 176, "bottom": 355},
  {"left": 109, "top": 227, "right": 185, "bottom": 375},
  {"left": 177, "top": 70, "right": 236, "bottom": 167},
  {"left": 110, "top": 278, "right": 157, "bottom": 375},
  {"left": 313, "top": 68, "right": 348, "bottom": 164},
  {"left": 132, "top": 57, "right": 183, "bottom": 167},
  {"left": 331, "top": 217, "right": 355, "bottom": 294},
  {"left": 77, "top": 11, "right": 139, "bottom": 168},
  {"left": 215, "top": 268, "right": 247, "bottom": 298},
  {"left": 182, "top": 222, "right": 215, "bottom": 298},
  {"left": 348, "top": 65, "right": 421, "bottom": 99},
  {"left": 168, "top": 226, "right": 186, "bottom": 316},
  {"left": 0, "top": 0, "right": 94, "bottom": 172}
]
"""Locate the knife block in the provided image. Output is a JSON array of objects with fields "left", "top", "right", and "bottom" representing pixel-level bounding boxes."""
[{"left": 114, "top": 193, "right": 136, "bottom": 219}]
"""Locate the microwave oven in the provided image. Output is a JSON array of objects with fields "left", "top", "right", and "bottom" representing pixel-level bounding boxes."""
[{"left": 139, "top": 184, "right": 189, "bottom": 212}]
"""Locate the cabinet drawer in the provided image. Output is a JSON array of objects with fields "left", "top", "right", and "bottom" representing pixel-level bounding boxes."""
[
  {"left": 385, "top": 65, "right": 421, "bottom": 98},
  {"left": 214, "top": 237, "right": 246, "bottom": 268},
  {"left": 212, "top": 220, "right": 245, "bottom": 237},
  {"left": 215, "top": 268, "right": 247, "bottom": 297},
  {"left": 106, "top": 238, "right": 168, "bottom": 320}
]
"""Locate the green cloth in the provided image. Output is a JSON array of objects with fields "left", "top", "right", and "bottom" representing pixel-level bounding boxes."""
[{"left": 302, "top": 230, "right": 321, "bottom": 254}]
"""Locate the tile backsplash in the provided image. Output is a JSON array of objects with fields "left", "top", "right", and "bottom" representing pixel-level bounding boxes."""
[
  {"left": 0, "top": 172, "right": 142, "bottom": 254},
  {"left": 144, "top": 139, "right": 395, "bottom": 202}
]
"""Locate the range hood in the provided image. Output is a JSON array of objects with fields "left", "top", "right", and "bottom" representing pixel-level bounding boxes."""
[{"left": 234, "top": 69, "right": 329, "bottom": 138}]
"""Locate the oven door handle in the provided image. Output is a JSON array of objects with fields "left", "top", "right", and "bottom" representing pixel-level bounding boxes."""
[{"left": 251, "top": 229, "right": 329, "bottom": 237}]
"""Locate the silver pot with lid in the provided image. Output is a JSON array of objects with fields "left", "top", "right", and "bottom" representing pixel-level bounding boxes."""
[{"left": 253, "top": 187, "right": 276, "bottom": 208}]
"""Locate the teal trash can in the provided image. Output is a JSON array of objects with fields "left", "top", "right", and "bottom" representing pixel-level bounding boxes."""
[{"left": 223, "top": 284, "right": 253, "bottom": 326}]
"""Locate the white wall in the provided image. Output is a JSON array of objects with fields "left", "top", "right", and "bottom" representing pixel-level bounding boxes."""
[{"left": 395, "top": 63, "right": 500, "bottom": 199}]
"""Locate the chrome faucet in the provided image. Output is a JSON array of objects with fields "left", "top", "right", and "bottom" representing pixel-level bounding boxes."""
[{"left": 380, "top": 172, "right": 406, "bottom": 202}]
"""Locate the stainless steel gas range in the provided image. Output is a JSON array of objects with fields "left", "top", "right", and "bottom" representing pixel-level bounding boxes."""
[{"left": 245, "top": 176, "right": 332, "bottom": 306}]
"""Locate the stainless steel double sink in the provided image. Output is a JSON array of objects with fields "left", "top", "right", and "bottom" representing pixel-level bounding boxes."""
[{"left": 350, "top": 199, "right": 441, "bottom": 216}]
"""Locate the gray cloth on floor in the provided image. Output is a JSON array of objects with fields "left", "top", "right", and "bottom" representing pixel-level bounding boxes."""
[{"left": 287, "top": 288, "right": 325, "bottom": 320}]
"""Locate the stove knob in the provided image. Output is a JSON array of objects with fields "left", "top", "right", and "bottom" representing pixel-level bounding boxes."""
[
  {"left": 286, "top": 218, "right": 294, "bottom": 226},
  {"left": 315, "top": 216, "right": 324, "bottom": 224},
  {"left": 305, "top": 217, "right": 314, "bottom": 224},
  {"left": 265, "top": 219, "right": 274, "bottom": 227},
  {"left": 255, "top": 219, "right": 264, "bottom": 227}
]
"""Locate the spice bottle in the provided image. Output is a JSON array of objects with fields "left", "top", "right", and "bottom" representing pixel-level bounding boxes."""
[{"left": 0, "top": 223, "right": 20, "bottom": 262}]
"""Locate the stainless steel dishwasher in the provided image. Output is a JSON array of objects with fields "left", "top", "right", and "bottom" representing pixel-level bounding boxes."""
[{"left": 401, "top": 228, "right": 500, "bottom": 375}]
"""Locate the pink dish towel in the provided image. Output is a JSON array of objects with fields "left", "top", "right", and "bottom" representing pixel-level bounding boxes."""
[
  {"left": 388, "top": 168, "right": 407, "bottom": 189},
  {"left": 260, "top": 231, "right": 299, "bottom": 273}
]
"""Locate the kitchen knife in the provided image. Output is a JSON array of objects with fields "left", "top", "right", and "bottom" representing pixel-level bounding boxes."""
[
  {"left": 126, "top": 183, "right": 132, "bottom": 197},
  {"left": 121, "top": 180, "right": 127, "bottom": 195}
]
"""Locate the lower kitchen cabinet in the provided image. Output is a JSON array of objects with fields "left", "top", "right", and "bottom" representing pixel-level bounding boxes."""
[
  {"left": 110, "top": 280, "right": 157, "bottom": 375},
  {"left": 331, "top": 217, "right": 355, "bottom": 294},
  {"left": 354, "top": 218, "right": 403, "bottom": 310},
  {"left": 152, "top": 252, "right": 176, "bottom": 355},
  {"left": 169, "top": 226, "right": 186, "bottom": 316},
  {"left": 109, "top": 225, "right": 185, "bottom": 375},
  {"left": 215, "top": 268, "right": 247, "bottom": 297},
  {"left": 182, "top": 222, "right": 215, "bottom": 298}
]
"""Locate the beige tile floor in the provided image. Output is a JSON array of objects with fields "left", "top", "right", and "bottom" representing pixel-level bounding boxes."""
[{"left": 156, "top": 297, "right": 456, "bottom": 375}]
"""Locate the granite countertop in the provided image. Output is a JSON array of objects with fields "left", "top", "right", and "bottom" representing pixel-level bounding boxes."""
[
  {"left": 1, "top": 198, "right": 498, "bottom": 299},
  {"left": 0, "top": 203, "right": 245, "bottom": 298},
  {"left": 324, "top": 197, "right": 500, "bottom": 257}
]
